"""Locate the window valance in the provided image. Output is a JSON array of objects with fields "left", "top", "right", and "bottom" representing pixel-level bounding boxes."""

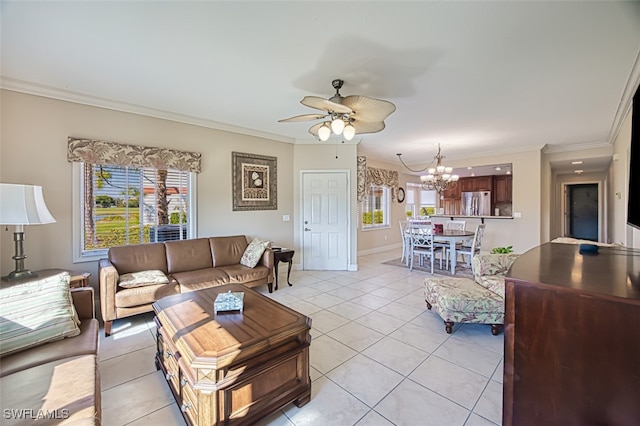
[
  {"left": 67, "top": 137, "right": 202, "bottom": 173},
  {"left": 357, "top": 156, "right": 399, "bottom": 202}
]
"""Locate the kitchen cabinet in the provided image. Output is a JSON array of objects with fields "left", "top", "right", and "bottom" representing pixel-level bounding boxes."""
[
  {"left": 441, "top": 198, "right": 460, "bottom": 215},
  {"left": 441, "top": 182, "right": 460, "bottom": 199},
  {"left": 460, "top": 176, "right": 493, "bottom": 192},
  {"left": 475, "top": 176, "right": 493, "bottom": 191},
  {"left": 493, "top": 175, "right": 512, "bottom": 203}
]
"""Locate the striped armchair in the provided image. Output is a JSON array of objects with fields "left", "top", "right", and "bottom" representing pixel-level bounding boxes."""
[{"left": 424, "top": 253, "right": 519, "bottom": 335}]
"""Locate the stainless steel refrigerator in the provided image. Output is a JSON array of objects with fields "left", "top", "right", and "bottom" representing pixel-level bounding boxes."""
[{"left": 461, "top": 191, "right": 492, "bottom": 216}]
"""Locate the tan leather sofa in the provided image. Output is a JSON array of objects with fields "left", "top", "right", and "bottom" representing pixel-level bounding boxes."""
[
  {"left": 99, "top": 235, "right": 274, "bottom": 336},
  {"left": 0, "top": 287, "right": 101, "bottom": 424}
]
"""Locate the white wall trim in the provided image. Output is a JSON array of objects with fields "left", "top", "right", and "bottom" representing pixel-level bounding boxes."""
[{"left": 358, "top": 242, "right": 402, "bottom": 257}]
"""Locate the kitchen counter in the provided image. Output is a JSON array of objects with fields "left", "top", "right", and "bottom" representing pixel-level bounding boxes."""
[{"left": 430, "top": 214, "right": 513, "bottom": 223}]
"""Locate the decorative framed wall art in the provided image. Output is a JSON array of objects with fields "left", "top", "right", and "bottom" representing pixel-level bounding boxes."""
[{"left": 232, "top": 152, "right": 277, "bottom": 211}]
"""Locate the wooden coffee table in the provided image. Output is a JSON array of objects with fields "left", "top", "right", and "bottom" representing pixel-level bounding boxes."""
[{"left": 153, "top": 284, "right": 311, "bottom": 426}]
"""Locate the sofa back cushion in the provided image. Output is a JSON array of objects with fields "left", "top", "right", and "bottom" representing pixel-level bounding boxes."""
[
  {"left": 210, "top": 235, "right": 248, "bottom": 267},
  {"left": 165, "top": 238, "right": 213, "bottom": 273},
  {"left": 109, "top": 243, "right": 168, "bottom": 275},
  {"left": 473, "top": 253, "right": 520, "bottom": 283}
]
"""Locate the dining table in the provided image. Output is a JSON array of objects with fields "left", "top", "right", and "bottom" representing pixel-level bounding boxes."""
[{"left": 433, "top": 229, "right": 475, "bottom": 274}]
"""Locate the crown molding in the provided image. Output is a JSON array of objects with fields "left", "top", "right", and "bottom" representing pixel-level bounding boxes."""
[
  {"left": 608, "top": 46, "right": 640, "bottom": 145},
  {"left": 542, "top": 140, "right": 612, "bottom": 154},
  {"left": 0, "top": 77, "right": 295, "bottom": 144}
]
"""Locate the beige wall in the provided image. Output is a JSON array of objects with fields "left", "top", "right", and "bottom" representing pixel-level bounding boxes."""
[{"left": 0, "top": 90, "right": 296, "bottom": 282}]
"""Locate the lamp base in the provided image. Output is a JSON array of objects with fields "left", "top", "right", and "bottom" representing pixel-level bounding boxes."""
[
  {"left": 2, "top": 269, "right": 38, "bottom": 281},
  {"left": 1, "top": 230, "right": 38, "bottom": 282}
]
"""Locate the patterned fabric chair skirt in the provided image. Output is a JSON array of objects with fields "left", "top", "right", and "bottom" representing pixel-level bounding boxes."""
[{"left": 424, "top": 276, "right": 504, "bottom": 335}]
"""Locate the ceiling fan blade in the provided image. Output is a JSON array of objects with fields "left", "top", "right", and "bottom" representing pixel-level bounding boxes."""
[
  {"left": 278, "top": 113, "right": 327, "bottom": 123},
  {"left": 308, "top": 122, "right": 324, "bottom": 137},
  {"left": 301, "top": 96, "right": 353, "bottom": 114},
  {"left": 341, "top": 95, "right": 396, "bottom": 122},
  {"left": 352, "top": 120, "right": 386, "bottom": 135}
]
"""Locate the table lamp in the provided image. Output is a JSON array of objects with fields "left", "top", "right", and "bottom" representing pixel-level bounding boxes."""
[{"left": 0, "top": 183, "right": 56, "bottom": 281}]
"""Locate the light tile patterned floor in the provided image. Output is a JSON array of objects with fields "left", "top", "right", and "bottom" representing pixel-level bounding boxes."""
[{"left": 99, "top": 249, "right": 503, "bottom": 425}]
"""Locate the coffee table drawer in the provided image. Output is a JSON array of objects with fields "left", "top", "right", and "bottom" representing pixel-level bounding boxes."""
[
  {"left": 181, "top": 379, "right": 198, "bottom": 425},
  {"left": 225, "top": 347, "right": 310, "bottom": 421},
  {"left": 157, "top": 328, "right": 181, "bottom": 392}
]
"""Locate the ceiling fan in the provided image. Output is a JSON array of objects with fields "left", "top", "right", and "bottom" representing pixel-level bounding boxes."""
[{"left": 278, "top": 79, "right": 396, "bottom": 141}]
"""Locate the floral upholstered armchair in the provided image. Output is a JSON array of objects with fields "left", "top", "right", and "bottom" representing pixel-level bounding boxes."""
[{"left": 424, "top": 253, "right": 519, "bottom": 335}]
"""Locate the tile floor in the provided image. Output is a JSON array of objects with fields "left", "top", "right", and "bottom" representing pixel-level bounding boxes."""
[{"left": 99, "top": 249, "right": 503, "bottom": 425}]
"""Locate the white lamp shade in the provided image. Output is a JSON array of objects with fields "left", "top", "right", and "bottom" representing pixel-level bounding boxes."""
[
  {"left": 0, "top": 184, "right": 56, "bottom": 225},
  {"left": 318, "top": 124, "right": 331, "bottom": 141},
  {"left": 343, "top": 124, "right": 356, "bottom": 140},
  {"left": 331, "top": 118, "right": 345, "bottom": 135}
]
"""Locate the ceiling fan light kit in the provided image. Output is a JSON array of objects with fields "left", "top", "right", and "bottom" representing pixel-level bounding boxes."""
[{"left": 279, "top": 79, "right": 396, "bottom": 141}]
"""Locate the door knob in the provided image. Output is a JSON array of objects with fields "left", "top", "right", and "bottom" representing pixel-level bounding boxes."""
[{"left": 304, "top": 227, "right": 311, "bottom": 231}]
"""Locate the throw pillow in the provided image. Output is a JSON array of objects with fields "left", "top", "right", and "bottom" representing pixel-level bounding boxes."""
[
  {"left": 118, "top": 269, "right": 169, "bottom": 289},
  {"left": 0, "top": 272, "right": 81, "bottom": 357},
  {"left": 240, "top": 238, "right": 270, "bottom": 268}
]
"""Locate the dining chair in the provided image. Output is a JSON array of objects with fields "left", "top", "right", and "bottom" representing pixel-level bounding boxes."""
[
  {"left": 456, "top": 223, "right": 486, "bottom": 271},
  {"left": 408, "top": 224, "right": 444, "bottom": 273},
  {"left": 399, "top": 220, "right": 412, "bottom": 264},
  {"left": 445, "top": 220, "right": 466, "bottom": 231}
]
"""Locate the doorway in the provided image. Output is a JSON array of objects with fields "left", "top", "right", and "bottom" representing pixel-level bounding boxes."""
[
  {"left": 301, "top": 171, "right": 349, "bottom": 270},
  {"left": 566, "top": 183, "right": 599, "bottom": 241}
]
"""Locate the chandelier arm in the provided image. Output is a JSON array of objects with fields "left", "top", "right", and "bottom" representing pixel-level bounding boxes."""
[{"left": 396, "top": 154, "right": 435, "bottom": 173}]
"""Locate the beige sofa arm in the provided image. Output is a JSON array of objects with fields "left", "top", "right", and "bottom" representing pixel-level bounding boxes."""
[
  {"left": 71, "top": 287, "right": 96, "bottom": 320},
  {"left": 98, "top": 258, "right": 119, "bottom": 325},
  {"left": 260, "top": 248, "right": 275, "bottom": 283}
]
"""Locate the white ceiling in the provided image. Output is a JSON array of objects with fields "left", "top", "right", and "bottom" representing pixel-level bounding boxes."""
[{"left": 2, "top": 1, "right": 639, "bottom": 175}]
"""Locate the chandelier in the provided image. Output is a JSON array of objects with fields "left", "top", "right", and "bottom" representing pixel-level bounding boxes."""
[{"left": 397, "top": 144, "right": 459, "bottom": 193}]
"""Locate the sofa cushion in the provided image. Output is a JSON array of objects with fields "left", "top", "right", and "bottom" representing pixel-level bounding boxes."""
[
  {"left": 240, "top": 238, "right": 270, "bottom": 268},
  {"left": 0, "top": 318, "right": 98, "bottom": 378},
  {"left": 108, "top": 242, "right": 167, "bottom": 275},
  {"left": 165, "top": 238, "right": 213, "bottom": 273},
  {"left": 115, "top": 282, "right": 179, "bottom": 309},
  {"left": 118, "top": 269, "right": 169, "bottom": 288},
  {"left": 219, "top": 264, "right": 270, "bottom": 284},
  {"left": 0, "top": 355, "right": 100, "bottom": 424},
  {"left": 0, "top": 272, "right": 80, "bottom": 357},
  {"left": 172, "top": 268, "right": 231, "bottom": 292},
  {"left": 210, "top": 235, "right": 248, "bottom": 267},
  {"left": 472, "top": 253, "right": 519, "bottom": 282},
  {"left": 476, "top": 276, "right": 506, "bottom": 299}
]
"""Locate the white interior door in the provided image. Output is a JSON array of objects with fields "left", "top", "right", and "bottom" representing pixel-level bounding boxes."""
[{"left": 302, "top": 171, "right": 349, "bottom": 270}]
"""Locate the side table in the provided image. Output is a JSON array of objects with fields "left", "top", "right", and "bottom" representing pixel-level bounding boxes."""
[
  {"left": 0, "top": 269, "right": 90, "bottom": 288},
  {"left": 273, "top": 248, "right": 295, "bottom": 291},
  {"left": 68, "top": 271, "right": 91, "bottom": 288}
]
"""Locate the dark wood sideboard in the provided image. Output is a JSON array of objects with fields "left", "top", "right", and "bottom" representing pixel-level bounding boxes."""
[{"left": 504, "top": 242, "right": 640, "bottom": 426}]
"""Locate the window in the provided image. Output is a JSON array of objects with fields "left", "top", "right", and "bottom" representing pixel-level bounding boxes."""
[
  {"left": 74, "top": 163, "right": 196, "bottom": 261},
  {"left": 361, "top": 185, "right": 390, "bottom": 229},
  {"left": 406, "top": 183, "right": 436, "bottom": 218}
]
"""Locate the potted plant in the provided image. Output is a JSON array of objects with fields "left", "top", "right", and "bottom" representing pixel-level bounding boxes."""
[{"left": 491, "top": 246, "right": 513, "bottom": 254}]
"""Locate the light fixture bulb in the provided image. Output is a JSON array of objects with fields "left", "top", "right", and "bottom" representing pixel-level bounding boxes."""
[
  {"left": 331, "top": 118, "right": 345, "bottom": 135},
  {"left": 428, "top": 168, "right": 436, "bottom": 174},
  {"left": 442, "top": 174, "right": 451, "bottom": 180},
  {"left": 318, "top": 124, "right": 331, "bottom": 141},
  {"left": 445, "top": 167, "right": 453, "bottom": 173},
  {"left": 437, "top": 165, "right": 445, "bottom": 173},
  {"left": 451, "top": 175, "right": 459, "bottom": 181},
  {"left": 343, "top": 124, "right": 355, "bottom": 140}
]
